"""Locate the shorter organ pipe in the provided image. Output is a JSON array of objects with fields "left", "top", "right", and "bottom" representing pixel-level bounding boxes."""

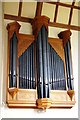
[{"left": 19, "top": 42, "right": 36, "bottom": 89}]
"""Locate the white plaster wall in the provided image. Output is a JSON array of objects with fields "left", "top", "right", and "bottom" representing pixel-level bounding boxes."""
[{"left": 0, "top": 2, "right": 78, "bottom": 119}]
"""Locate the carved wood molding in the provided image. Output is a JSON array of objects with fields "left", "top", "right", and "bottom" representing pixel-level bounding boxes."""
[
  {"left": 58, "top": 30, "right": 72, "bottom": 47},
  {"left": 36, "top": 98, "right": 52, "bottom": 110},
  {"left": 7, "top": 22, "right": 21, "bottom": 41},
  {"left": 31, "top": 16, "right": 50, "bottom": 39}
]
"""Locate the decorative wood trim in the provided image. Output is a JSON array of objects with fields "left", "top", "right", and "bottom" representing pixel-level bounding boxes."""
[
  {"left": 58, "top": 30, "right": 72, "bottom": 47},
  {"left": 18, "top": 34, "right": 35, "bottom": 57},
  {"left": 31, "top": 16, "right": 50, "bottom": 39},
  {"left": 35, "top": 2, "right": 43, "bottom": 17},
  {"left": 68, "top": 1, "right": 75, "bottom": 25},
  {"left": 48, "top": 38, "right": 65, "bottom": 62},
  {"left": 36, "top": 98, "right": 52, "bottom": 110},
  {"left": 7, "top": 21, "right": 21, "bottom": 41},
  {"left": 7, "top": 90, "right": 75, "bottom": 108},
  {"left": 8, "top": 88, "right": 18, "bottom": 99},
  {"left": 17, "top": 33, "right": 64, "bottom": 58},
  {"left": 67, "top": 90, "right": 75, "bottom": 101},
  {"left": 18, "top": 0, "right": 23, "bottom": 17},
  {"left": 4, "top": 14, "right": 80, "bottom": 31}
]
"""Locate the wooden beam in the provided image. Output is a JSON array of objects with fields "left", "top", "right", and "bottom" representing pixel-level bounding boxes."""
[
  {"left": 35, "top": 2, "right": 43, "bottom": 16},
  {"left": 4, "top": 14, "right": 80, "bottom": 31},
  {"left": 18, "top": 0, "right": 23, "bottom": 16},
  {"left": 54, "top": 1, "right": 59, "bottom": 22},
  {"left": 68, "top": 1, "right": 75, "bottom": 25},
  {"left": 4, "top": 14, "right": 32, "bottom": 23},
  {"left": 47, "top": 2, "right": 80, "bottom": 10},
  {"left": 49, "top": 22, "right": 80, "bottom": 31}
]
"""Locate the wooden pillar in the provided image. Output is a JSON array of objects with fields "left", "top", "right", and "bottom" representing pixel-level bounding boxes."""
[
  {"left": 58, "top": 30, "right": 74, "bottom": 101},
  {"left": 7, "top": 22, "right": 21, "bottom": 99}
]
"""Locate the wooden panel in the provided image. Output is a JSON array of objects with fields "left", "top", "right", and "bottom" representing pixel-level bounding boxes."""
[
  {"left": 48, "top": 38, "right": 65, "bottom": 62},
  {"left": 17, "top": 89, "right": 37, "bottom": 100},
  {"left": 7, "top": 89, "right": 75, "bottom": 108},
  {"left": 18, "top": 34, "right": 35, "bottom": 57}
]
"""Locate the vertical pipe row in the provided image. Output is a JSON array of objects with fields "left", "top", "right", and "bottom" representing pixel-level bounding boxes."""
[
  {"left": 49, "top": 44, "right": 66, "bottom": 90},
  {"left": 19, "top": 42, "right": 36, "bottom": 89}
]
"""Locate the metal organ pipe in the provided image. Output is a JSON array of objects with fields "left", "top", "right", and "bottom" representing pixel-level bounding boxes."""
[
  {"left": 64, "top": 40, "right": 73, "bottom": 90},
  {"left": 36, "top": 30, "right": 43, "bottom": 99},
  {"left": 9, "top": 32, "right": 18, "bottom": 87},
  {"left": 19, "top": 42, "right": 36, "bottom": 89},
  {"left": 36, "top": 26, "right": 50, "bottom": 99},
  {"left": 48, "top": 44, "right": 66, "bottom": 90}
]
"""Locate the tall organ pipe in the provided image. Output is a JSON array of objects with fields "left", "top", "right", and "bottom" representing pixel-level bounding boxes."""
[
  {"left": 36, "top": 26, "right": 50, "bottom": 99},
  {"left": 9, "top": 32, "right": 18, "bottom": 87},
  {"left": 64, "top": 40, "right": 73, "bottom": 90},
  {"left": 36, "top": 30, "right": 43, "bottom": 99}
]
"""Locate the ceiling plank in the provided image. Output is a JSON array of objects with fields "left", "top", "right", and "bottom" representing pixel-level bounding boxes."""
[
  {"left": 4, "top": 14, "right": 80, "bottom": 31},
  {"left": 47, "top": 2, "right": 80, "bottom": 10},
  {"left": 18, "top": 0, "right": 23, "bottom": 16},
  {"left": 68, "top": 1, "right": 75, "bottom": 25},
  {"left": 54, "top": 1, "right": 60, "bottom": 22},
  {"left": 35, "top": 2, "right": 43, "bottom": 16}
]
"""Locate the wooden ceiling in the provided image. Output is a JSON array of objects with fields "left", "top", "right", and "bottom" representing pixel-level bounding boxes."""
[{"left": 4, "top": 1, "right": 80, "bottom": 31}]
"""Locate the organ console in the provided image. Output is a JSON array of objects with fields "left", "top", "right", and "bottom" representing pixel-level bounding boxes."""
[{"left": 6, "top": 16, "right": 75, "bottom": 109}]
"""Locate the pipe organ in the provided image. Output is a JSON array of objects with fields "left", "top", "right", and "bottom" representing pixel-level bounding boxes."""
[{"left": 7, "top": 16, "right": 75, "bottom": 109}]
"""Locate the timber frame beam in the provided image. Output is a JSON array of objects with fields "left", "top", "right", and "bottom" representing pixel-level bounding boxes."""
[
  {"left": 4, "top": 1, "right": 80, "bottom": 31},
  {"left": 4, "top": 14, "right": 80, "bottom": 31}
]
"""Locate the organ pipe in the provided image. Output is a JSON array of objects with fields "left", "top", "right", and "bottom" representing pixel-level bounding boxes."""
[
  {"left": 19, "top": 42, "right": 36, "bottom": 89},
  {"left": 9, "top": 32, "right": 18, "bottom": 87},
  {"left": 64, "top": 40, "right": 73, "bottom": 90}
]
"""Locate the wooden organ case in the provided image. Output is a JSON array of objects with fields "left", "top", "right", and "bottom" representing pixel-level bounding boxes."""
[{"left": 6, "top": 16, "right": 75, "bottom": 109}]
